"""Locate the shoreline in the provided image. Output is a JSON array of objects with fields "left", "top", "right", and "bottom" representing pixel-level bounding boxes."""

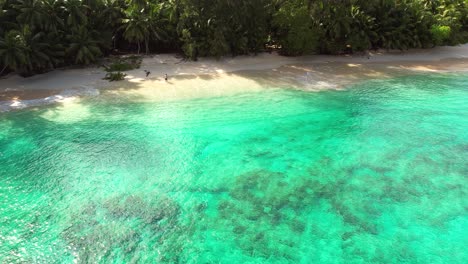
[{"left": 1, "top": 44, "right": 467, "bottom": 111}]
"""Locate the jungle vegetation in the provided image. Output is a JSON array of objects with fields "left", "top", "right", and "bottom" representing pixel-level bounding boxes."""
[{"left": 0, "top": 0, "right": 467, "bottom": 76}]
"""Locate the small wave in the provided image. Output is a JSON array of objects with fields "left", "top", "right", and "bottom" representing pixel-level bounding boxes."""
[
  {"left": 0, "top": 86, "right": 100, "bottom": 112},
  {"left": 296, "top": 72, "right": 341, "bottom": 91}
]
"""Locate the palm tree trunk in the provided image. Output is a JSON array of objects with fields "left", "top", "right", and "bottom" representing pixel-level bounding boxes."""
[
  {"left": 113, "top": 34, "right": 117, "bottom": 50},
  {"left": 145, "top": 39, "right": 149, "bottom": 54},
  {"left": 0, "top": 65, "right": 8, "bottom": 76},
  {"left": 137, "top": 42, "right": 140, "bottom": 54}
]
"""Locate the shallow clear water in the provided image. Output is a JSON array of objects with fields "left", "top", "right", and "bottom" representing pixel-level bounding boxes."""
[{"left": 0, "top": 73, "right": 467, "bottom": 263}]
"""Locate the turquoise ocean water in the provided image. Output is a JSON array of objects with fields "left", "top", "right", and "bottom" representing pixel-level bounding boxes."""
[{"left": 0, "top": 73, "right": 467, "bottom": 263}]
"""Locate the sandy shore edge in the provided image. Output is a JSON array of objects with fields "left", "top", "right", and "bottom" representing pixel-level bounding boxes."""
[{"left": 1, "top": 44, "right": 467, "bottom": 111}]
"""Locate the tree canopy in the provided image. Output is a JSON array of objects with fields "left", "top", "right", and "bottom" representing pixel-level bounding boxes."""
[{"left": 1, "top": 0, "right": 467, "bottom": 76}]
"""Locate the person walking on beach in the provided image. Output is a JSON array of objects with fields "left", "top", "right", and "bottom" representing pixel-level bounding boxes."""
[
  {"left": 164, "top": 74, "right": 168, "bottom": 81},
  {"left": 144, "top": 70, "right": 151, "bottom": 77}
]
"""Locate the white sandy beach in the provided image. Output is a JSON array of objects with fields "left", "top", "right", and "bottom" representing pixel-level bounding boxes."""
[{"left": 1, "top": 44, "right": 467, "bottom": 111}]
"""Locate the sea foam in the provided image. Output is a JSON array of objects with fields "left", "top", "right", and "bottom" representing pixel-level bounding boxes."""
[{"left": 0, "top": 86, "right": 99, "bottom": 112}]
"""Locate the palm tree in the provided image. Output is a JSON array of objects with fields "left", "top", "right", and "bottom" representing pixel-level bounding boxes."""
[
  {"left": 64, "top": 0, "right": 89, "bottom": 26},
  {"left": 146, "top": 2, "right": 168, "bottom": 52},
  {"left": 121, "top": 2, "right": 168, "bottom": 54},
  {"left": 101, "top": 0, "right": 124, "bottom": 27},
  {"left": 100, "top": 0, "right": 125, "bottom": 49},
  {"left": 21, "top": 26, "right": 64, "bottom": 74},
  {"left": 0, "top": 30, "right": 29, "bottom": 75},
  {"left": 0, "top": 0, "right": 20, "bottom": 35},
  {"left": 41, "top": 0, "right": 65, "bottom": 33},
  {"left": 66, "top": 26, "right": 102, "bottom": 64},
  {"left": 121, "top": 9, "right": 149, "bottom": 54},
  {"left": 14, "top": 0, "right": 46, "bottom": 29}
]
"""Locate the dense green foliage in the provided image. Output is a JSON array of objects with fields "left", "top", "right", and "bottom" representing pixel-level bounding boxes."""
[
  {"left": 0, "top": 0, "right": 467, "bottom": 76},
  {"left": 102, "top": 55, "right": 140, "bottom": 81},
  {"left": 103, "top": 71, "right": 126, "bottom": 81},
  {"left": 103, "top": 55, "right": 142, "bottom": 72}
]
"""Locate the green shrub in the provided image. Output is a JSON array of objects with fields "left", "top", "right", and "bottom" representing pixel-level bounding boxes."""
[
  {"left": 103, "top": 71, "right": 126, "bottom": 82},
  {"left": 104, "top": 56, "right": 142, "bottom": 72},
  {"left": 431, "top": 25, "right": 451, "bottom": 46},
  {"left": 273, "top": 1, "right": 319, "bottom": 56}
]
